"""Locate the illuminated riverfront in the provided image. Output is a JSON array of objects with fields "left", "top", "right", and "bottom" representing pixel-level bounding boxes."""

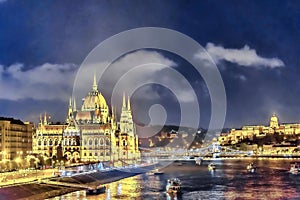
[
  {"left": 2, "top": 1, "right": 300, "bottom": 199},
  {"left": 218, "top": 115, "right": 300, "bottom": 157},
  {"left": 43, "top": 160, "right": 300, "bottom": 199}
]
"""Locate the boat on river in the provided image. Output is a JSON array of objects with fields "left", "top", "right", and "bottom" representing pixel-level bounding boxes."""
[
  {"left": 166, "top": 178, "right": 181, "bottom": 194},
  {"left": 247, "top": 162, "right": 256, "bottom": 173},
  {"left": 195, "top": 157, "right": 203, "bottom": 165},
  {"left": 290, "top": 162, "right": 300, "bottom": 175},
  {"left": 208, "top": 163, "right": 216, "bottom": 171}
]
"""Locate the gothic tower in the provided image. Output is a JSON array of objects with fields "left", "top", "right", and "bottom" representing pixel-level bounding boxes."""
[{"left": 120, "top": 94, "right": 135, "bottom": 135}]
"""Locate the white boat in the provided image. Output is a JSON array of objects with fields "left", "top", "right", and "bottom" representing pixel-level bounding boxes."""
[
  {"left": 208, "top": 163, "right": 216, "bottom": 171},
  {"left": 247, "top": 163, "right": 256, "bottom": 173},
  {"left": 290, "top": 162, "right": 300, "bottom": 174},
  {"left": 166, "top": 178, "right": 181, "bottom": 194},
  {"left": 195, "top": 157, "right": 202, "bottom": 165}
]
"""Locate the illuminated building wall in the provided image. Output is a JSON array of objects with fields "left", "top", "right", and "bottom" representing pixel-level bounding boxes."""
[
  {"left": 0, "top": 117, "right": 34, "bottom": 160},
  {"left": 218, "top": 114, "right": 300, "bottom": 145},
  {"left": 33, "top": 75, "right": 140, "bottom": 165}
]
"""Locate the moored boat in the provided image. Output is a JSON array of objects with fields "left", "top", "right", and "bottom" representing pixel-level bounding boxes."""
[
  {"left": 166, "top": 178, "right": 181, "bottom": 194},
  {"left": 153, "top": 168, "right": 164, "bottom": 175},
  {"left": 86, "top": 185, "right": 106, "bottom": 195}
]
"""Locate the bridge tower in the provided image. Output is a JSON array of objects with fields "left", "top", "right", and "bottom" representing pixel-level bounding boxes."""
[{"left": 212, "top": 142, "right": 221, "bottom": 158}]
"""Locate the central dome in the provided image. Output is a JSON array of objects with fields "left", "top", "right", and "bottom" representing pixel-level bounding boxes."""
[
  {"left": 81, "top": 90, "right": 107, "bottom": 111},
  {"left": 269, "top": 114, "right": 279, "bottom": 128},
  {"left": 81, "top": 74, "right": 108, "bottom": 111}
]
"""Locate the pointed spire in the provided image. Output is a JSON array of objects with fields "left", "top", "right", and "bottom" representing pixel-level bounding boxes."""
[
  {"left": 43, "top": 112, "right": 47, "bottom": 125},
  {"left": 39, "top": 114, "right": 42, "bottom": 125},
  {"left": 69, "top": 97, "right": 72, "bottom": 107},
  {"left": 92, "top": 73, "right": 98, "bottom": 91},
  {"left": 127, "top": 95, "right": 131, "bottom": 110},
  {"left": 73, "top": 98, "right": 77, "bottom": 112},
  {"left": 122, "top": 92, "right": 126, "bottom": 109},
  {"left": 67, "top": 96, "right": 73, "bottom": 123}
]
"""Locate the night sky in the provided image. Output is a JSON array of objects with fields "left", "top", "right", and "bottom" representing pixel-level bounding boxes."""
[{"left": 1, "top": 0, "right": 300, "bottom": 129}]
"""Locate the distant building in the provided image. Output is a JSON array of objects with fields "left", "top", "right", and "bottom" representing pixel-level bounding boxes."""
[
  {"left": 218, "top": 114, "right": 300, "bottom": 145},
  {"left": 0, "top": 117, "right": 34, "bottom": 160},
  {"left": 33, "top": 75, "right": 140, "bottom": 165},
  {"left": 169, "top": 130, "right": 178, "bottom": 138}
]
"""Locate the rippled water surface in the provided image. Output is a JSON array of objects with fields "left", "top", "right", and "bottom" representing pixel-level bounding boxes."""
[{"left": 50, "top": 159, "right": 300, "bottom": 200}]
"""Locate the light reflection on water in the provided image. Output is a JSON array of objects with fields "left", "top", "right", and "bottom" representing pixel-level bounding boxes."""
[{"left": 49, "top": 159, "right": 300, "bottom": 200}]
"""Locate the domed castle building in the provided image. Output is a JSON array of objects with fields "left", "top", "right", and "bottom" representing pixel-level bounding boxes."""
[
  {"left": 218, "top": 114, "right": 300, "bottom": 145},
  {"left": 33, "top": 75, "right": 140, "bottom": 165}
]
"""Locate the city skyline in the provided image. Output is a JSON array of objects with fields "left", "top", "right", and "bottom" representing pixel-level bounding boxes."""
[
  {"left": 1, "top": 1, "right": 300, "bottom": 129},
  {"left": 1, "top": 2, "right": 300, "bottom": 199}
]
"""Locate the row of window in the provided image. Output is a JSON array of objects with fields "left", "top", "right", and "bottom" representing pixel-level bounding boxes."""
[
  {"left": 37, "top": 139, "right": 61, "bottom": 146},
  {"left": 36, "top": 138, "right": 112, "bottom": 147},
  {"left": 83, "top": 152, "right": 110, "bottom": 157},
  {"left": 83, "top": 138, "right": 110, "bottom": 146}
]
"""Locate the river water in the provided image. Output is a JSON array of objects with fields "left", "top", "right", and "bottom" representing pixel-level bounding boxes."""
[{"left": 49, "top": 159, "right": 300, "bottom": 200}]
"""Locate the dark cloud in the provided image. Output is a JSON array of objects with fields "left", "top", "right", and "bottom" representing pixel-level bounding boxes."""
[{"left": 0, "top": 1, "right": 300, "bottom": 128}]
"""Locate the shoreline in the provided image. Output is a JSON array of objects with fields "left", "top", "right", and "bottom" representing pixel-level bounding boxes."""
[
  {"left": 0, "top": 157, "right": 298, "bottom": 199},
  {"left": 21, "top": 185, "right": 81, "bottom": 200},
  {"left": 0, "top": 172, "right": 142, "bottom": 200},
  {"left": 0, "top": 164, "right": 156, "bottom": 200},
  {"left": 211, "top": 155, "right": 300, "bottom": 159}
]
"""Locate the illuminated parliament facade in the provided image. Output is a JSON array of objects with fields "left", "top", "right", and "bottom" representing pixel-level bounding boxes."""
[{"left": 33, "top": 76, "right": 140, "bottom": 165}]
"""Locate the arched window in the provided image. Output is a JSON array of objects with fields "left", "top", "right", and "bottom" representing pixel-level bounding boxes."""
[
  {"left": 84, "top": 139, "right": 87, "bottom": 146},
  {"left": 89, "top": 139, "right": 93, "bottom": 146},
  {"left": 38, "top": 140, "right": 41, "bottom": 146},
  {"left": 106, "top": 139, "right": 110, "bottom": 146},
  {"left": 49, "top": 139, "right": 52, "bottom": 146},
  {"left": 54, "top": 140, "right": 58, "bottom": 146},
  {"left": 44, "top": 140, "right": 47, "bottom": 146},
  {"left": 123, "top": 140, "right": 126, "bottom": 146},
  {"left": 95, "top": 138, "right": 98, "bottom": 146},
  {"left": 100, "top": 138, "right": 104, "bottom": 146}
]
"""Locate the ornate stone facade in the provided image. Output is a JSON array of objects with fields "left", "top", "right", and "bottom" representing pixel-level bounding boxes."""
[{"left": 33, "top": 75, "right": 140, "bottom": 165}]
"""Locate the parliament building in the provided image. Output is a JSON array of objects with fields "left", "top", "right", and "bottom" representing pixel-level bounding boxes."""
[{"left": 33, "top": 75, "right": 140, "bottom": 166}]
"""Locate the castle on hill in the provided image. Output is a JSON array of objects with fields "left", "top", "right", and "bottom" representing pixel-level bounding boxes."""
[{"left": 218, "top": 114, "right": 300, "bottom": 145}]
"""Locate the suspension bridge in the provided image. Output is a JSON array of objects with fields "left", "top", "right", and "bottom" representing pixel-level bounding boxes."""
[{"left": 140, "top": 142, "right": 254, "bottom": 160}]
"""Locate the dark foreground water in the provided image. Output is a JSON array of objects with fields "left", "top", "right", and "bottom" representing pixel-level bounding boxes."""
[{"left": 49, "top": 159, "right": 300, "bottom": 200}]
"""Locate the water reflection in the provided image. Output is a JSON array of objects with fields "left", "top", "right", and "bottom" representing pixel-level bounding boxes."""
[{"left": 49, "top": 159, "right": 300, "bottom": 200}]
